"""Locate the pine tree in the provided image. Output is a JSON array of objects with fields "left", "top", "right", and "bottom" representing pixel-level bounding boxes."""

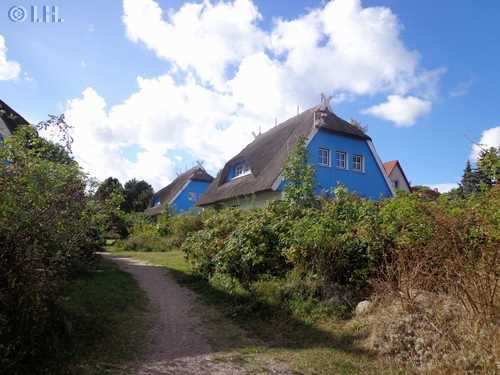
[{"left": 460, "top": 160, "right": 480, "bottom": 196}]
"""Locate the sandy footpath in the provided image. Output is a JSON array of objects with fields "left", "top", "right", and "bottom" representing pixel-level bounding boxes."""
[{"left": 106, "top": 255, "right": 297, "bottom": 375}]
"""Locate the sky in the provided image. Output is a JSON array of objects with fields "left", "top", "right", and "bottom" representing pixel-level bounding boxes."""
[{"left": 1, "top": 0, "right": 499, "bottom": 192}]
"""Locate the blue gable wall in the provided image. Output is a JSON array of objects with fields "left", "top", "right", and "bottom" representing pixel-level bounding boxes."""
[
  {"left": 277, "top": 129, "right": 392, "bottom": 200},
  {"left": 307, "top": 129, "right": 392, "bottom": 199},
  {"left": 171, "top": 179, "right": 211, "bottom": 213}
]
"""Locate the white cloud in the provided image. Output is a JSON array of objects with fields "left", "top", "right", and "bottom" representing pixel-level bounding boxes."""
[
  {"left": 0, "top": 35, "right": 21, "bottom": 80},
  {"left": 23, "top": 72, "right": 33, "bottom": 82},
  {"left": 64, "top": 76, "right": 259, "bottom": 189},
  {"left": 428, "top": 183, "right": 458, "bottom": 193},
  {"left": 270, "top": 0, "right": 425, "bottom": 96},
  {"left": 122, "top": 0, "right": 267, "bottom": 89},
  {"left": 470, "top": 126, "right": 500, "bottom": 160},
  {"left": 363, "top": 95, "right": 432, "bottom": 126},
  {"left": 450, "top": 78, "right": 474, "bottom": 97},
  {"left": 63, "top": 0, "right": 443, "bottom": 188}
]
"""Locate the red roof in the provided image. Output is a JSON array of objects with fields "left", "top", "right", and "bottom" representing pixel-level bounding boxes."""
[
  {"left": 383, "top": 160, "right": 398, "bottom": 176},
  {"left": 383, "top": 160, "right": 411, "bottom": 189}
]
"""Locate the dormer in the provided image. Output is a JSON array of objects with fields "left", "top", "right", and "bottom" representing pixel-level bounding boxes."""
[{"left": 226, "top": 161, "right": 251, "bottom": 181}]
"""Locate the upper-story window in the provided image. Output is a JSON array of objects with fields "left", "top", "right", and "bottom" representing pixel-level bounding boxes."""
[
  {"left": 153, "top": 196, "right": 161, "bottom": 206},
  {"left": 318, "top": 147, "right": 330, "bottom": 166},
  {"left": 336, "top": 151, "right": 347, "bottom": 169},
  {"left": 352, "top": 154, "right": 364, "bottom": 172},
  {"left": 233, "top": 163, "right": 250, "bottom": 178}
]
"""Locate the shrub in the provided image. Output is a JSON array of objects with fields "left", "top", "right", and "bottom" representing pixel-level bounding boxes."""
[
  {"left": 0, "top": 126, "right": 100, "bottom": 373},
  {"left": 214, "top": 208, "right": 288, "bottom": 285},
  {"left": 372, "top": 186, "right": 500, "bottom": 372},
  {"left": 285, "top": 186, "right": 382, "bottom": 299},
  {"left": 116, "top": 214, "right": 171, "bottom": 252},
  {"left": 168, "top": 213, "right": 203, "bottom": 246},
  {"left": 182, "top": 208, "right": 244, "bottom": 278}
]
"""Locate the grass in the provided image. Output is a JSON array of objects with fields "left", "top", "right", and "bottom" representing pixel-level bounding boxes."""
[
  {"left": 107, "top": 249, "right": 407, "bottom": 374},
  {"left": 60, "top": 257, "right": 150, "bottom": 375}
]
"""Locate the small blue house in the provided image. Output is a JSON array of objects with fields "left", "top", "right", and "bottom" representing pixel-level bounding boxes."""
[
  {"left": 197, "top": 96, "right": 395, "bottom": 209},
  {"left": 144, "top": 166, "right": 213, "bottom": 217}
]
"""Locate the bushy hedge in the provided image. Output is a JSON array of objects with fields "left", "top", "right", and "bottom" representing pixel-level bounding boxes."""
[
  {"left": 116, "top": 210, "right": 205, "bottom": 252},
  {"left": 0, "top": 127, "right": 102, "bottom": 373},
  {"left": 180, "top": 185, "right": 498, "bottom": 311}
]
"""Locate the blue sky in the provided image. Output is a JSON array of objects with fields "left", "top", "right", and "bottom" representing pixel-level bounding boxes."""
[{"left": 1, "top": 0, "right": 499, "bottom": 190}]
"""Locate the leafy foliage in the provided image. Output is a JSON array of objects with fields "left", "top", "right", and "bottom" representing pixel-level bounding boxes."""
[
  {"left": 0, "top": 125, "right": 101, "bottom": 373},
  {"left": 116, "top": 217, "right": 169, "bottom": 252},
  {"left": 458, "top": 147, "right": 499, "bottom": 197},
  {"left": 94, "top": 177, "right": 128, "bottom": 238},
  {"left": 95, "top": 177, "right": 124, "bottom": 202},
  {"left": 477, "top": 146, "right": 500, "bottom": 183},
  {"left": 123, "top": 178, "right": 154, "bottom": 213},
  {"left": 282, "top": 136, "right": 316, "bottom": 208}
]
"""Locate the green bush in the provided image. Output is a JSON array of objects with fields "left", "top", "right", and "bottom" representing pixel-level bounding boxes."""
[
  {"left": 182, "top": 208, "right": 244, "bottom": 277},
  {"left": 214, "top": 207, "right": 288, "bottom": 285},
  {"left": 285, "top": 186, "right": 381, "bottom": 295},
  {"left": 116, "top": 214, "right": 171, "bottom": 252},
  {"left": 168, "top": 213, "right": 203, "bottom": 246},
  {"left": 0, "top": 126, "right": 100, "bottom": 373}
]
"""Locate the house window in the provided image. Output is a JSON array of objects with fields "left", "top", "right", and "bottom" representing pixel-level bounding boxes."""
[
  {"left": 318, "top": 147, "right": 330, "bottom": 166},
  {"left": 233, "top": 163, "right": 250, "bottom": 178},
  {"left": 336, "top": 151, "right": 347, "bottom": 169},
  {"left": 188, "top": 192, "right": 198, "bottom": 202},
  {"left": 352, "top": 154, "right": 364, "bottom": 172},
  {"left": 153, "top": 196, "right": 161, "bottom": 206},
  {"left": 394, "top": 180, "right": 399, "bottom": 189}
]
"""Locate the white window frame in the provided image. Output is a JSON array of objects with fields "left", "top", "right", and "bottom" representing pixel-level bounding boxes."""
[
  {"left": 336, "top": 151, "right": 347, "bottom": 170},
  {"left": 352, "top": 154, "right": 364, "bottom": 172},
  {"left": 233, "top": 163, "right": 251, "bottom": 179},
  {"left": 318, "top": 147, "right": 331, "bottom": 167}
]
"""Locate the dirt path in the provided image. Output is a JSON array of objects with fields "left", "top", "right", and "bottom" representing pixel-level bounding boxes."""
[{"left": 107, "top": 255, "right": 297, "bottom": 375}]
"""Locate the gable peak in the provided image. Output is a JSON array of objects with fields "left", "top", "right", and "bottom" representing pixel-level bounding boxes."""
[{"left": 319, "top": 93, "right": 333, "bottom": 111}]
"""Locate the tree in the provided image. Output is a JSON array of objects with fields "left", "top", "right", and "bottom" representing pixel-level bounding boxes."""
[
  {"left": 282, "top": 137, "right": 315, "bottom": 207},
  {"left": 477, "top": 146, "right": 499, "bottom": 185},
  {"left": 123, "top": 179, "right": 154, "bottom": 213},
  {"left": 7, "top": 125, "right": 74, "bottom": 165},
  {"left": 95, "top": 177, "right": 124, "bottom": 202},
  {"left": 0, "top": 120, "right": 99, "bottom": 372},
  {"left": 95, "top": 178, "right": 127, "bottom": 238},
  {"left": 460, "top": 160, "right": 481, "bottom": 196}
]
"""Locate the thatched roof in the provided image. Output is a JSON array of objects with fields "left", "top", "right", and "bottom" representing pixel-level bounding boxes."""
[
  {"left": 197, "top": 105, "right": 370, "bottom": 206},
  {"left": 144, "top": 166, "right": 213, "bottom": 216},
  {"left": 0, "top": 99, "right": 29, "bottom": 134}
]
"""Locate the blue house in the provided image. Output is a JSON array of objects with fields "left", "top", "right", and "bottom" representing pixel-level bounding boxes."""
[
  {"left": 144, "top": 166, "right": 213, "bottom": 217},
  {"left": 197, "top": 95, "right": 395, "bottom": 209}
]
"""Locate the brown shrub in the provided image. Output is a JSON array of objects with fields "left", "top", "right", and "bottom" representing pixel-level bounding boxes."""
[{"left": 370, "top": 187, "right": 500, "bottom": 373}]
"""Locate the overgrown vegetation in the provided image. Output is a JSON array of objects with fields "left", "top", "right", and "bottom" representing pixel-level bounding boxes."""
[
  {"left": 0, "top": 123, "right": 148, "bottom": 374},
  {"left": 114, "top": 141, "right": 499, "bottom": 373}
]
